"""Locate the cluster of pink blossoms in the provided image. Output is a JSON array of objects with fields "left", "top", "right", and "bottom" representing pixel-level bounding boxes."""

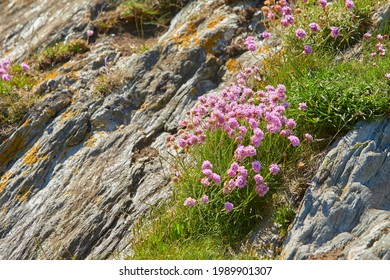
[
  {"left": 364, "top": 32, "right": 389, "bottom": 71},
  {"left": 176, "top": 65, "right": 313, "bottom": 211},
  {"left": 0, "top": 59, "right": 29, "bottom": 81}
]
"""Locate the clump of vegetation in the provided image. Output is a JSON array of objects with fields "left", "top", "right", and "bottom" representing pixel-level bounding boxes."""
[
  {"left": 94, "top": 0, "right": 190, "bottom": 37},
  {"left": 35, "top": 39, "right": 90, "bottom": 70},
  {"left": 94, "top": 69, "right": 128, "bottom": 97},
  {"left": 128, "top": 0, "right": 389, "bottom": 260},
  {"left": 0, "top": 61, "right": 38, "bottom": 142}
]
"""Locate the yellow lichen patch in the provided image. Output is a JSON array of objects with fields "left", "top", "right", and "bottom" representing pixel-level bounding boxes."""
[
  {"left": 226, "top": 58, "right": 241, "bottom": 73},
  {"left": 257, "top": 45, "right": 271, "bottom": 54},
  {"left": 46, "top": 108, "right": 55, "bottom": 117},
  {"left": 60, "top": 108, "right": 77, "bottom": 124},
  {"left": 23, "top": 144, "right": 48, "bottom": 165},
  {"left": 0, "top": 171, "right": 13, "bottom": 194},
  {"left": 1, "top": 206, "right": 6, "bottom": 214},
  {"left": 84, "top": 135, "right": 97, "bottom": 147},
  {"left": 0, "top": 135, "right": 27, "bottom": 171},
  {"left": 43, "top": 72, "right": 58, "bottom": 82},
  {"left": 207, "top": 15, "right": 225, "bottom": 29},
  {"left": 16, "top": 186, "right": 33, "bottom": 203},
  {"left": 21, "top": 118, "right": 31, "bottom": 128},
  {"left": 201, "top": 32, "right": 223, "bottom": 53},
  {"left": 171, "top": 22, "right": 198, "bottom": 48},
  {"left": 84, "top": 131, "right": 105, "bottom": 147}
]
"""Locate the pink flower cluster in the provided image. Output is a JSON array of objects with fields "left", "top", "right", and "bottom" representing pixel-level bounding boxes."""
[
  {"left": 201, "top": 160, "right": 221, "bottom": 186},
  {"left": 0, "top": 59, "right": 29, "bottom": 81},
  {"left": 244, "top": 36, "right": 257, "bottom": 52}
]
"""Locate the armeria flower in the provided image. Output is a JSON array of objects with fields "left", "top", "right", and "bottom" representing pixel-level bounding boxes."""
[
  {"left": 227, "top": 168, "right": 236, "bottom": 178},
  {"left": 288, "top": 135, "right": 300, "bottom": 146},
  {"left": 304, "top": 133, "right": 314, "bottom": 142},
  {"left": 280, "top": 129, "right": 292, "bottom": 137},
  {"left": 285, "top": 15, "right": 294, "bottom": 25},
  {"left": 202, "top": 160, "right": 213, "bottom": 170},
  {"left": 201, "top": 177, "right": 211, "bottom": 186},
  {"left": 87, "top": 29, "right": 94, "bottom": 37},
  {"left": 202, "top": 195, "right": 209, "bottom": 204},
  {"left": 363, "top": 32, "right": 372, "bottom": 39},
  {"left": 255, "top": 183, "right": 269, "bottom": 197},
  {"left": 267, "top": 12, "right": 275, "bottom": 20},
  {"left": 202, "top": 168, "right": 213, "bottom": 177},
  {"left": 269, "top": 164, "right": 280, "bottom": 175},
  {"left": 298, "top": 102, "right": 308, "bottom": 111},
  {"left": 281, "top": 19, "right": 289, "bottom": 27},
  {"left": 319, "top": 0, "right": 327, "bottom": 9},
  {"left": 244, "top": 36, "right": 257, "bottom": 52},
  {"left": 286, "top": 118, "right": 297, "bottom": 129},
  {"left": 184, "top": 197, "right": 196, "bottom": 207},
  {"left": 303, "top": 45, "right": 313, "bottom": 55},
  {"left": 1, "top": 74, "right": 11, "bottom": 81},
  {"left": 224, "top": 201, "right": 234, "bottom": 212},
  {"left": 309, "top": 22, "right": 320, "bottom": 32},
  {"left": 235, "top": 175, "right": 247, "bottom": 188},
  {"left": 345, "top": 0, "right": 354, "bottom": 10},
  {"left": 377, "top": 34, "right": 384, "bottom": 41},
  {"left": 252, "top": 161, "right": 261, "bottom": 173},
  {"left": 330, "top": 26, "right": 340, "bottom": 38},
  {"left": 212, "top": 173, "right": 221, "bottom": 184},
  {"left": 295, "top": 28, "right": 307, "bottom": 39},
  {"left": 0, "top": 68, "right": 5, "bottom": 75},
  {"left": 253, "top": 174, "right": 264, "bottom": 184},
  {"left": 385, "top": 73, "right": 390, "bottom": 79},
  {"left": 21, "top": 63, "right": 29, "bottom": 72},
  {"left": 262, "top": 31, "right": 271, "bottom": 40},
  {"left": 282, "top": 6, "right": 292, "bottom": 15}
]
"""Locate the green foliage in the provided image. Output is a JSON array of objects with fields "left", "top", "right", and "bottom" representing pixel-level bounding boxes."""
[
  {"left": 272, "top": 203, "right": 295, "bottom": 237},
  {"left": 0, "top": 64, "right": 38, "bottom": 140},
  {"left": 36, "top": 39, "right": 90, "bottom": 70}
]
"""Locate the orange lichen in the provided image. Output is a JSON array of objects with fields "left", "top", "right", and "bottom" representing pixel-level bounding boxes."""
[
  {"left": 16, "top": 186, "right": 33, "bottom": 203},
  {"left": 23, "top": 144, "right": 48, "bottom": 165},
  {"left": 0, "top": 135, "right": 27, "bottom": 170},
  {"left": 0, "top": 171, "right": 13, "bottom": 194},
  {"left": 43, "top": 72, "right": 58, "bottom": 81},
  {"left": 61, "top": 108, "right": 77, "bottom": 123},
  {"left": 257, "top": 45, "right": 271, "bottom": 54},
  {"left": 207, "top": 16, "right": 225, "bottom": 29},
  {"left": 21, "top": 118, "right": 31, "bottom": 128},
  {"left": 84, "top": 135, "right": 97, "bottom": 147},
  {"left": 201, "top": 32, "right": 223, "bottom": 53},
  {"left": 171, "top": 22, "right": 198, "bottom": 48},
  {"left": 226, "top": 58, "right": 241, "bottom": 73},
  {"left": 46, "top": 108, "right": 55, "bottom": 117}
]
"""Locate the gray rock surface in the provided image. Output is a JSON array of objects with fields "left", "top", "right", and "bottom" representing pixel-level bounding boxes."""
[
  {"left": 283, "top": 118, "right": 390, "bottom": 260},
  {"left": 0, "top": 0, "right": 262, "bottom": 259}
]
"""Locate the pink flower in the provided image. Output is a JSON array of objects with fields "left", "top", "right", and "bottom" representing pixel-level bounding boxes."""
[
  {"left": 201, "top": 177, "right": 211, "bottom": 186},
  {"left": 295, "top": 28, "right": 307, "bottom": 39},
  {"left": 255, "top": 183, "right": 269, "bottom": 197},
  {"left": 244, "top": 36, "right": 257, "bottom": 52},
  {"left": 254, "top": 174, "right": 264, "bottom": 184},
  {"left": 377, "top": 34, "right": 384, "bottom": 41},
  {"left": 202, "top": 169, "right": 213, "bottom": 177},
  {"left": 298, "top": 102, "right": 308, "bottom": 111},
  {"left": 309, "top": 22, "right": 320, "bottom": 32},
  {"left": 330, "top": 26, "right": 340, "bottom": 38},
  {"left": 304, "top": 133, "right": 314, "bottom": 142},
  {"left": 345, "top": 0, "right": 354, "bottom": 10},
  {"left": 235, "top": 175, "right": 247, "bottom": 188},
  {"left": 202, "top": 195, "right": 209, "bottom": 204},
  {"left": 184, "top": 197, "right": 196, "bottom": 207},
  {"left": 280, "top": 129, "right": 292, "bottom": 137},
  {"left": 303, "top": 45, "right": 313, "bottom": 55},
  {"left": 224, "top": 201, "right": 234, "bottom": 212},
  {"left": 363, "top": 32, "right": 372, "bottom": 39},
  {"left": 286, "top": 118, "right": 297, "bottom": 129},
  {"left": 21, "top": 63, "right": 29, "bottom": 72},
  {"left": 269, "top": 164, "right": 280, "bottom": 175},
  {"left": 212, "top": 173, "right": 221, "bottom": 184},
  {"left": 0, "top": 68, "right": 5, "bottom": 75},
  {"left": 288, "top": 135, "right": 300, "bottom": 146},
  {"left": 262, "top": 31, "right": 271, "bottom": 40},
  {"left": 319, "top": 0, "right": 327, "bottom": 10},
  {"left": 252, "top": 161, "right": 261, "bottom": 173},
  {"left": 227, "top": 168, "right": 236, "bottom": 178},
  {"left": 267, "top": 12, "right": 275, "bottom": 20},
  {"left": 285, "top": 15, "right": 294, "bottom": 25},
  {"left": 1, "top": 74, "right": 11, "bottom": 81},
  {"left": 87, "top": 29, "right": 94, "bottom": 37},
  {"left": 281, "top": 19, "right": 289, "bottom": 27},
  {"left": 202, "top": 160, "right": 213, "bottom": 170}
]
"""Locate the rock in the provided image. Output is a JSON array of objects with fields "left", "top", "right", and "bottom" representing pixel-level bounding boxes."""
[
  {"left": 0, "top": 0, "right": 263, "bottom": 259},
  {"left": 282, "top": 118, "right": 390, "bottom": 260}
]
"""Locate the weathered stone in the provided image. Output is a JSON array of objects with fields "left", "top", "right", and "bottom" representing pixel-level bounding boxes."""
[
  {"left": 0, "top": 0, "right": 262, "bottom": 259},
  {"left": 283, "top": 118, "right": 390, "bottom": 260}
]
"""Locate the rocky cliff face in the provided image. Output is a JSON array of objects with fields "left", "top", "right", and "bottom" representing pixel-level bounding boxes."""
[
  {"left": 283, "top": 118, "right": 390, "bottom": 260},
  {"left": 0, "top": 0, "right": 263, "bottom": 259}
]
